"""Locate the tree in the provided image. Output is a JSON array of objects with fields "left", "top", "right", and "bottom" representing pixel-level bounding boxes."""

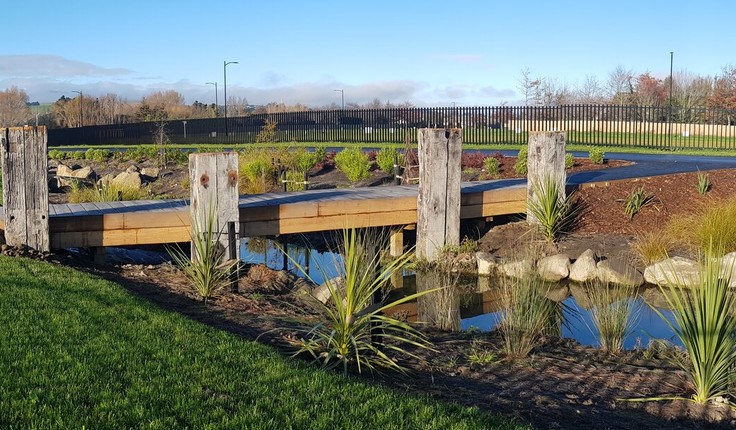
[
  {"left": 634, "top": 73, "right": 667, "bottom": 106},
  {"left": 606, "top": 66, "right": 635, "bottom": 105},
  {"left": 517, "top": 67, "right": 542, "bottom": 106},
  {"left": 138, "top": 90, "right": 190, "bottom": 120},
  {"left": 576, "top": 75, "right": 605, "bottom": 104},
  {"left": 708, "top": 65, "right": 736, "bottom": 111},
  {"left": 0, "top": 86, "right": 32, "bottom": 127}
]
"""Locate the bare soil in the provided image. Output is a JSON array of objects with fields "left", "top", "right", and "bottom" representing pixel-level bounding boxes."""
[{"left": 40, "top": 155, "right": 736, "bottom": 429}]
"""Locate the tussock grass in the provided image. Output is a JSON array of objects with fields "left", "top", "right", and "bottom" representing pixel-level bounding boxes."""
[
  {"left": 527, "top": 176, "right": 579, "bottom": 242},
  {"left": 666, "top": 197, "right": 736, "bottom": 256},
  {"left": 0, "top": 256, "right": 524, "bottom": 429},
  {"left": 632, "top": 230, "right": 673, "bottom": 265},
  {"left": 68, "top": 181, "right": 146, "bottom": 203},
  {"left": 585, "top": 282, "right": 638, "bottom": 353},
  {"left": 238, "top": 148, "right": 275, "bottom": 194}
]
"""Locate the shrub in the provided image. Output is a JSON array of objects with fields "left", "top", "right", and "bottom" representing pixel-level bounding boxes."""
[
  {"left": 564, "top": 153, "right": 574, "bottom": 169},
  {"left": 255, "top": 118, "right": 277, "bottom": 143},
  {"left": 289, "top": 228, "right": 436, "bottom": 374},
  {"left": 652, "top": 248, "right": 736, "bottom": 404},
  {"left": 335, "top": 148, "right": 371, "bottom": 181},
  {"left": 48, "top": 149, "right": 66, "bottom": 160},
  {"left": 585, "top": 282, "right": 638, "bottom": 353},
  {"left": 313, "top": 145, "right": 327, "bottom": 164},
  {"left": 513, "top": 147, "right": 528, "bottom": 175},
  {"left": 483, "top": 156, "right": 501, "bottom": 178},
  {"left": 125, "top": 145, "right": 159, "bottom": 163},
  {"left": 461, "top": 151, "right": 486, "bottom": 169},
  {"left": 589, "top": 147, "right": 605, "bottom": 165},
  {"left": 527, "top": 176, "right": 579, "bottom": 242},
  {"left": 696, "top": 170, "right": 711, "bottom": 195},
  {"left": 290, "top": 147, "right": 318, "bottom": 173},
  {"left": 623, "top": 187, "right": 656, "bottom": 219},
  {"left": 68, "top": 151, "right": 85, "bottom": 160},
  {"left": 168, "top": 208, "right": 238, "bottom": 305},
  {"left": 164, "top": 148, "right": 189, "bottom": 166},
  {"left": 239, "top": 148, "right": 275, "bottom": 194},
  {"left": 376, "top": 148, "right": 401, "bottom": 174},
  {"left": 85, "top": 148, "right": 112, "bottom": 162}
]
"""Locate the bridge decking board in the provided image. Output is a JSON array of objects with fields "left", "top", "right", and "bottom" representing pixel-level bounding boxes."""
[{"left": 0, "top": 179, "right": 531, "bottom": 248}]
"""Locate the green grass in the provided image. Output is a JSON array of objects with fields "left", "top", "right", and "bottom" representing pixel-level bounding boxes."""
[{"left": 0, "top": 256, "right": 526, "bottom": 429}]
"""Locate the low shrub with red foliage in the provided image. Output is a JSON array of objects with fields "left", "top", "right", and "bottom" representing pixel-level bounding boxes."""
[{"left": 461, "top": 151, "right": 488, "bottom": 169}]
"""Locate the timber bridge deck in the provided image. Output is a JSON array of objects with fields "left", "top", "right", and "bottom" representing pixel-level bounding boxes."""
[{"left": 0, "top": 179, "right": 529, "bottom": 249}]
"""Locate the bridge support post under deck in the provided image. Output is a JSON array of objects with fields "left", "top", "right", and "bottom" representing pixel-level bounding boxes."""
[{"left": 389, "top": 227, "right": 404, "bottom": 258}]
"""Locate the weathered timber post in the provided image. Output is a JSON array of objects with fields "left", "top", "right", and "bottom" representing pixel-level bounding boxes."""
[
  {"left": 189, "top": 152, "right": 239, "bottom": 259},
  {"left": 526, "top": 131, "right": 566, "bottom": 226},
  {"left": 0, "top": 126, "right": 49, "bottom": 252},
  {"left": 416, "top": 128, "right": 462, "bottom": 261}
]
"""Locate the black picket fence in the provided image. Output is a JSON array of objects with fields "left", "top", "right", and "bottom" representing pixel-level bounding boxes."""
[{"left": 47, "top": 105, "right": 736, "bottom": 150}]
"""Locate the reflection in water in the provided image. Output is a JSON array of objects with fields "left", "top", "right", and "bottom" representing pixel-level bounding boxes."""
[{"left": 241, "top": 237, "right": 680, "bottom": 350}]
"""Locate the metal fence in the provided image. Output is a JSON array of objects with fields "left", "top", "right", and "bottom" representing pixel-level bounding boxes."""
[{"left": 47, "top": 105, "right": 736, "bottom": 150}]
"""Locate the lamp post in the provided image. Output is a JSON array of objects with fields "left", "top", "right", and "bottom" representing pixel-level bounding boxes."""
[
  {"left": 223, "top": 61, "right": 238, "bottom": 136},
  {"left": 333, "top": 89, "right": 344, "bottom": 110},
  {"left": 72, "top": 90, "right": 83, "bottom": 127},
  {"left": 206, "top": 82, "right": 218, "bottom": 117},
  {"left": 668, "top": 51, "right": 674, "bottom": 150}
]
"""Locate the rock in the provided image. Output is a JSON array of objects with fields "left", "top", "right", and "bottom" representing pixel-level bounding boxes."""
[
  {"left": 476, "top": 251, "right": 501, "bottom": 276},
  {"left": 111, "top": 171, "right": 142, "bottom": 189},
  {"left": 719, "top": 252, "right": 736, "bottom": 286},
  {"left": 312, "top": 276, "right": 345, "bottom": 304},
  {"left": 141, "top": 167, "right": 160, "bottom": 179},
  {"left": 644, "top": 256, "right": 700, "bottom": 287},
  {"left": 56, "top": 163, "right": 74, "bottom": 177},
  {"left": 569, "top": 249, "right": 599, "bottom": 283},
  {"left": 568, "top": 283, "right": 593, "bottom": 309},
  {"left": 596, "top": 258, "right": 643, "bottom": 287},
  {"left": 97, "top": 173, "right": 115, "bottom": 187},
  {"left": 537, "top": 253, "right": 570, "bottom": 282},
  {"left": 544, "top": 284, "right": 570, "bottom": 302},
  {"left": 500, "top": 259, "right": 534, "bottom": 279},
  {"left": 126, "top": 165, "right": 140, "bottom": 173}
]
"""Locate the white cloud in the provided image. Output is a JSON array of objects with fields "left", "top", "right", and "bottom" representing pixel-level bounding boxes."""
[{"left": 0, "top": 55, "right": 132, "bottom": 78}]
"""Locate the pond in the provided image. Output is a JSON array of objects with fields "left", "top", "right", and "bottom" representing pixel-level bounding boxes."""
[{"left": 241, "top": 237, "right": 681, "bottom": 350}]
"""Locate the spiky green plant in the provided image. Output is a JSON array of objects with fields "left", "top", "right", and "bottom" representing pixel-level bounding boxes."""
[
  {"left": 527, "top": 176, "right": 579, "bottom": 242},
  {"left": 168, "top": 208, "right": 238, "bottom": 305},
  {"left": 696, "top": 170, "right": 711, "bottom": 195},
  {"left": 288, "top": 228, "right": 436, "bottom": 374},
  {"left": 585, "top": 282, "right": 638, "bottom": 353},
  {"left": 498, "top": 275, "right": 559, "bottom": 359},
  {"left": 624, "top": 187, "right": 656, "bottom": 219},
  {"left": 649, "top": 245, "right": 736, "bottom": 404}
]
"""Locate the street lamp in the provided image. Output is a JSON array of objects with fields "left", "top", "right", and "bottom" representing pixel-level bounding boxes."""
[
  {"left": 72, "top": 90, "right": 83, "bottom": 127},
  {"left": 206, "top": 82, "right": 218, "bottom": 117},
  {"left": 668, "top": 51, "right": 674, "bottom": 149},
  {"left": 223, "top": 61, "right": 238, "bottom": 136},
  {"left": 333, "top": 89, "right": 344, "bottom": 110}
]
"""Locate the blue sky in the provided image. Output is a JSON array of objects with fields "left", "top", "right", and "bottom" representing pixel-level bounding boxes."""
[{"left": 1, "top": 0, "right": 733, "bottom": 106}]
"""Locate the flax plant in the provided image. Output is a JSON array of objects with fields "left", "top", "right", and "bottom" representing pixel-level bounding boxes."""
[
  {"left": 289, "top": 228, "right": 437, "bottom": 375},
  {"left": 585, "top": 282, "right": 638, "bottom": 353},
  {"left": 527, "top": 176, "right": 579, "bottom": 242},
  {"left": 649, "top": 245, "right": 736, "bottom": 404},
  {"left": 168, "top": 209, "right": 238, "bottom": 305}
]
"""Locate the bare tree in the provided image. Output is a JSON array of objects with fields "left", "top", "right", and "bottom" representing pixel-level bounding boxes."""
[
  {"left": 0, "top": 86, "right": 32, "bottom": 127},
  {"left": 576, "top": 75, "right": 605, "bottom": 104},
  {"left": 517, "top": 67, "right": 542, "bottom": 106},
  {"left": 606, "top": 66, "right": 634, "bottom": 104}
]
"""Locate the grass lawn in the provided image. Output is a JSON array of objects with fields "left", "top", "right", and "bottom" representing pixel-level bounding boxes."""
[{"left": 0, "top": 256, "right": 527, "bottom": 429}]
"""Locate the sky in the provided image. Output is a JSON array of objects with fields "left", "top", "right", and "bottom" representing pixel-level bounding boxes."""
[{"left": 1, "top": 0, "right": 734, "bottom": 107}]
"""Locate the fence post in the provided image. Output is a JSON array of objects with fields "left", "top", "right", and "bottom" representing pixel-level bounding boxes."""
[
  {"left": 1, "top": 126, "right": 49, "bottom": 252},
  {"left": 189, "top": 152, "right": 239, "bottom": 260},
  {"left": 416, "top": 128, "right": 462, "bottom": 261},
  {"left": 526, "top": 131, "right": 566, "bottom": 226}
]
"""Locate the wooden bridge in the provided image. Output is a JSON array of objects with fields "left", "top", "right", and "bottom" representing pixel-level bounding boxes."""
[{"left": 0, "top": 180, "right": 527, "bottom": 249}]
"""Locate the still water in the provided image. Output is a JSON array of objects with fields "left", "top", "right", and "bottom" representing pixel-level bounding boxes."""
[{"left": 241, "top": 238, "right": 680, "bottom": 350}]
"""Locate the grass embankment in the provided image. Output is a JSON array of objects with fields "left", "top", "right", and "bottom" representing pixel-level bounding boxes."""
[{"left": 0, "top": 257, "right": 526, "bottom": 429}]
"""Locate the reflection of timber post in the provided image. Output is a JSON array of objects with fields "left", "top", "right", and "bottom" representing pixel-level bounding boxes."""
[{"left": 416, "top": 270, "right": 460, "bottom": 331}]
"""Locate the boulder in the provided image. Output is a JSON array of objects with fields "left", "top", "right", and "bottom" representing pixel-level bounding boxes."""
[
  {"left": 644, "top": 256, "right": 700, "bottom": 287},
  {"left": 596, "top": 258, "right": 643, "bottom": 287},
  {"left": 312, "top": 276, "right": 345, "bottom": 304},
  {"left": 500, "top": 259, "right": 534, "bottom": 279},
  {"left": 57, "top": 163, "right": 94, "bottom": 179},
  {"left": 569, "top": 249, "right": 599, "bottom": 283},
  {"left": 141, "top": 167, "right": 160, "bottom": 179},
  {"left": 476, "top": 251, "right": 501, "bottom": 276},
  {"left": 111, "top": 171, "right": 142, "bottom": 189},
  {"left": 126, "top": 165, "right": 140, "bottom": 173},
  {"left": 719, "top": 252, "right": 736, "bottom": 286},
  {"left": 544, "top": 284, "right": 570, "bottom": 302},
  {"left": 537, "top": 253, "right": 570, "bottom": 282},
  {"left": 97, "top": 173, "right": 115, "bottom": 187},
  {"left": 56, "top": 163, "right": 74, "bottom": 177}
]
